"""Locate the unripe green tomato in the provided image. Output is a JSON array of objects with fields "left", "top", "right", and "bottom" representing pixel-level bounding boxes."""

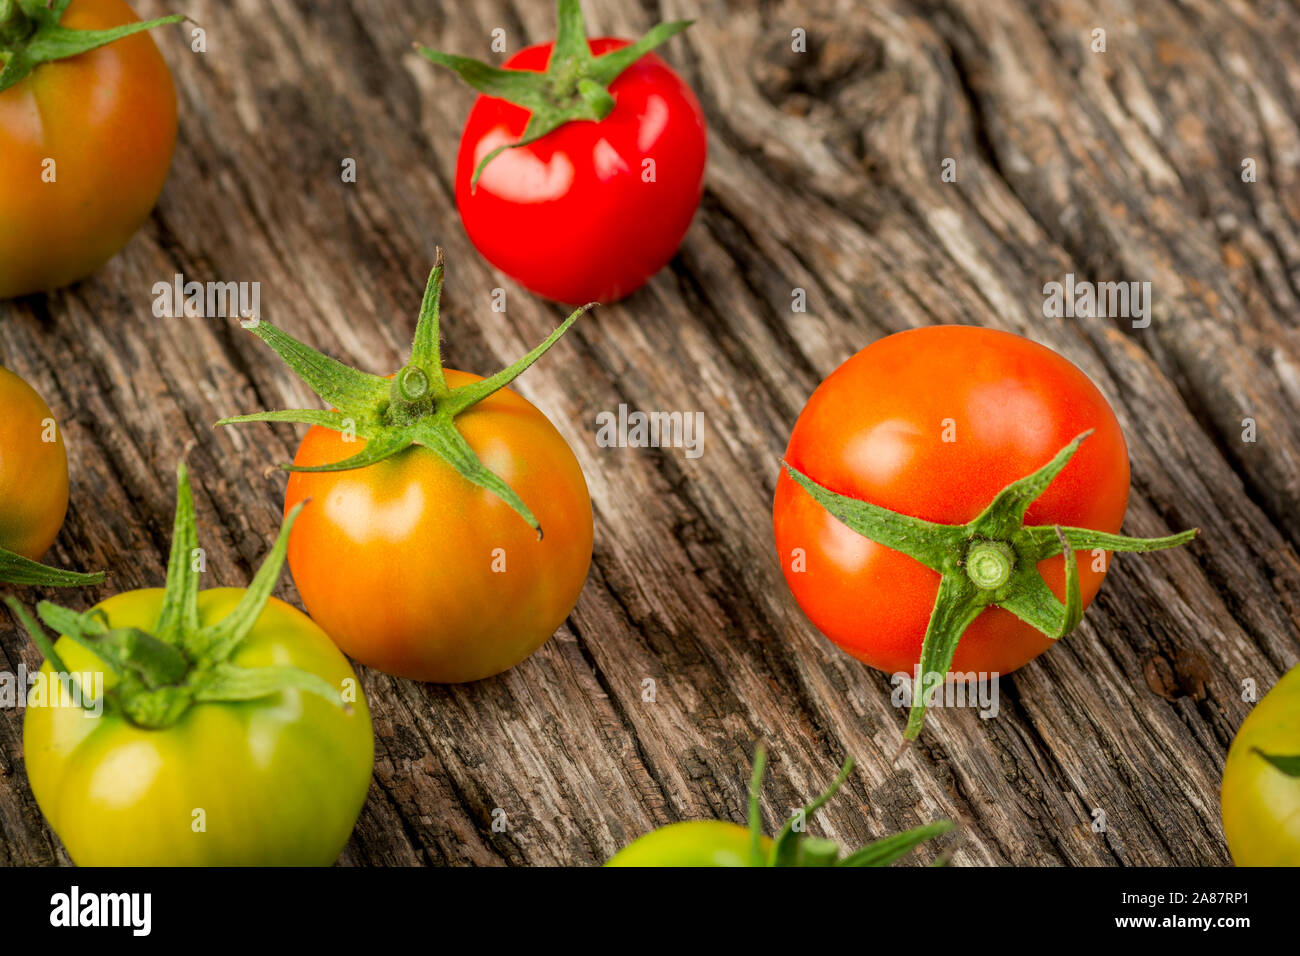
[
  {"left": 1221, "top": 662, "right": 1300, "bottom": 866},
  {"left": 23, "top": 588, "right": 373, "bottom": 866},
  {"left": 606, "top": 821, "right": 772, "bottom": 867}
]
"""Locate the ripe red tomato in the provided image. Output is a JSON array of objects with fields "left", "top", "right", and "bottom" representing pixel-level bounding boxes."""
[
  {"left": 0, "top": 0, "right": 178, "bottom": 298},
  {"left": 16, "top": 462, "right": 373, "bottom": 866},
  {"left": 453, "top": 38, "right": 707, "bottom": 305},
  {"left": 773, "top": 326, "right": 1132, "bottom": 678},
  {"left": 283, "top": 369, "right": 593, "bottom": 683}
]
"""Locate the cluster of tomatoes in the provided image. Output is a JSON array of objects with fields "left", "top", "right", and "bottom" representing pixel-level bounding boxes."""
[{"left": 0, "top": 0, "right": 1293, "bottom": 868}]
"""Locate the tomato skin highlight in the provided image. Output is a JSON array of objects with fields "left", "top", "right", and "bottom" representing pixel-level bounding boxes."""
[
  {"left": 773, "top": 326, "right": 1131, "bottom": 677},
  {"left": 606, "top": 821, "right": 771, "bottom": 867},
  {"left": 283, "top": 369, "right": 593, "bottom": 683},
  {"left": 455, "top": 38, "right": 707, "bottom": 305},
  {"left": 0, "top": 0, "right": 177, "bottom": 298},
  {"left": 0, "top": 367, "right": 70, "bottom": 561},
  {"left": 1221, "top": 663, "right": 1300, "bottom": 866},
  {"left": 22, "top": 588, "right": 374, "bottom": 867}
]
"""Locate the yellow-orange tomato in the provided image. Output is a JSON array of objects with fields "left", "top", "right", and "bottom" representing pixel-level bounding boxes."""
[
  {"left": 0, "top": 0, "right": 177, "bottom": 298},
  {"left": 283, "top": 370, "right": 593, "bottom": 682},
  {"left": 0, "top": 367, "right": 69, "bottom": 560}
]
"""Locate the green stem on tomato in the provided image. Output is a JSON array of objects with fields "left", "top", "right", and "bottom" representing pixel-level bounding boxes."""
[
  {"left": 0, "top": 545, "right": 104, "bottom": 588},
  {"left": 743, "top": 746, "right": 953, "bottom": 867},
  {"left": 784, "top": 431, "right": 1199, "bottom": 740},
  {"left": 214, "top": 249, "right": 595, "bottom": 539},
  {"left": 7, "top": 461, "right": 346, "bottom": 730},
  {"left": 0, "top": 1, "right": 184, "bottom": 94},
  {"left": 416, "top": 0, "right": 693, "bottom": 187}
]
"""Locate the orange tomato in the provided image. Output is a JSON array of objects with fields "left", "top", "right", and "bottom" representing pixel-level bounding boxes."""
[
  {"left": 0, "top": 366, "right": 70, "bottom": 561},
  {"left": 0, "top": 0, "right": 177, "bottom": 298},
  {"left": 283, "top": 370, "right": 593, "bottom": 682}
]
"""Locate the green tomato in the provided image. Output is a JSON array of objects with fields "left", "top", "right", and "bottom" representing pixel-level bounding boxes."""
[
  {"left": 1221, "top": 662, "right": 1300, "bottom": 866},
  {"left": 606, "top": 821, "right": 773, "bottom": 867},
  {"left": 23, "top": 587, "right": 374, "bottom": 866},
  {"left": 606, "top": 749, "right": 953, "bottom": 867}
]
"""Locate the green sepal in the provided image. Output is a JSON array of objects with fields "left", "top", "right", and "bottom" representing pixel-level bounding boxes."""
[
  {"left": 37, "top": 602, "right": 188, "bottom": 689},
  {"left": 0, "top": 0, "right": 183, "bottom": 95},
  {"left": 1054, "top": 527, "right": 1083, "bottom": 635},
  {"left": 217, "top": 253, "right": 594, "bottom": 537},
  {"left": 441, "top": 297, "right": 589, "bottom": 416},
  {"left": 4, "top": 595, "right": 71, "bottom": 676},
  {"left": 785, "top": 432, "right": 1199, "bottom": 739},
  {"left": 997, "top": 570, "right": 1074, "bottom": 638},
  {"left": 1252, "top": 749, "right": 1300, "bottom": 777},
  {"left": 242, "top": 321, "right": 391, "bottom": 414},
  {"left": 417, "top": 0, "right": 692, "bottom": 186},
  {"left": 903, "top": 575, "right": 986, "bottom": 740},
  {"left": 275, "top": 428, "right": 415, "bottom": 475},
  {"left": 582, "top": 19, "right": 693, "bottom": 87},
  {"left": 0, "top": 545, "right": 104, "bottom": 588},
  {"left": 7, "top": 461, "right": 350, "bottom": 729},
  {"left": 192, "top": 662, "right": 343, "bottom": 708},
  {"left": 155, "top": 461, "right": 202, "bottom": 647},
  {"left": 4, "top": 597, "right": 110, "bottom": 714},
  {"left": 415, "top": 418, "right": 543, "bottom": 536},
  {"left": 192, "top": 499, "right": 303, "bottom": 661},
  {"left": 215, "top": 409, "right": 355, "bottom": 433},
  {"left": 836, "top": 820, "right": 956, "bottom": 867},
  {"left": 743, "top": 746, "right": 950, "bottom": 867},
  {"left": 781, "top": 464, "right": 963, "bottom": 572},
  {"left": 968, "top": 433, "right": 1088, "bottom": 538},
  {"left": 767, "top": 756, "right": 854, "bottom": 866},
  {"left": 1022, "top": 523, "right": 1199, "bottom": 558},
  {"left": 794, "top": 837, "right": 842, "bottom": 866}
]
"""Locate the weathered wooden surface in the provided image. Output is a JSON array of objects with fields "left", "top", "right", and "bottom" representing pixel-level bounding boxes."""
[{"left": 2, "top": 0, "right": 1299, "bottom": 866}]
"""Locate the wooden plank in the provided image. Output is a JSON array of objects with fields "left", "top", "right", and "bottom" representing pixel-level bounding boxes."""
[{"left": 2, "top": 0, "right": 1298, "bottom": 866}]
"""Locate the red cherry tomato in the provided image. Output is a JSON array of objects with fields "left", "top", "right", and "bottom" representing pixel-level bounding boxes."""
[
  {"left": 455, "top": 38, "right": 707, "bottom": 305},
  {"left": 773, "top": 326, "right": 1132, "bottom": 677}
]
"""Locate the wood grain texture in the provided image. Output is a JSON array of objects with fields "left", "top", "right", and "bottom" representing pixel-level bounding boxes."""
[{"left": 2, "top": 0, "right": 1299, "bottom": 866}]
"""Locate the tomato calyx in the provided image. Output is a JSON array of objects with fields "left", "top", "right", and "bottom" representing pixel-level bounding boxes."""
[
  {"left": 0, "top": 545, "right": 104, "bottom": 589},
  {"left": 417, "top": 0, "right": 693, "bottom": 187},
  {"left": 745, "top": 745, "right": 953, "bottom": 866},
  {"left": 783, "top": 431, "right": 1200, "bottom": 740},
  {"left": 0, "top": 0, "right": 184, "bottom": 94},
  {"left": 5, "top": 461, "right": 347, "bottom": 730},
  {"left": 216, "top": 250, "right": 594, "bottom": 539}
]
